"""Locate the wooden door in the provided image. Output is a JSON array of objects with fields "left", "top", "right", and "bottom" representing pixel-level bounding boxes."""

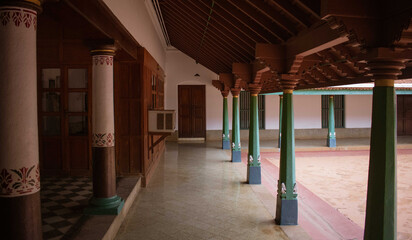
[
  {"left": 398, "top": 95, "right": 412, "bottom": 136},
  {"left": 178, "top": 85, "right": 206, "bottom": 138},
  {"left": 39, "top": 66, "right": 92, "bottom": 176}
]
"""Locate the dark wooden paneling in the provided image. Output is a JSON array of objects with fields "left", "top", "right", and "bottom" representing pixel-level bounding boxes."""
[
  {"left": 68, "top": 138, "right": 89, "bottom": 170},
  {"left": 114, "top": 61, "right": 143, "bottom": 175},
  {"left": 117, "top": 137, "right": 130, "bottom": 174},
  {"left": 42, "top": 138, "right": 62, "bottom": 170}
]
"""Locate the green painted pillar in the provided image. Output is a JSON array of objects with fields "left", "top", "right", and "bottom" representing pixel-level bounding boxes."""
[
  {"left": 247, "top": 91, "right": 261, "bottom": 184},
  {"left": 275, "top": 89, "right": 298, "bottom": 225},
  {"left": 364, "top": 79, "right": 397, "bottom": 240},
  {"left": 278, "top": 95, "right": 283, "bottom": 148},
  {"left": 231, "top": 92, "right": 241, "bottom": 162},
  {"left": 327, "top": 95, "right": 336, "bottom": 147},
  {"left": 222, "top": 96, "right": 230, "bottom": 149}
]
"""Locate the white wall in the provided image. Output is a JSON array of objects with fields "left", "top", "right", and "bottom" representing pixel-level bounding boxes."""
[
  {"left": 103, "top": 0, "right": 166, "bottom": 69},
  {"left": 165, "top": 50, "right": 222, "bottom": 130},
  {"left": 345, "top": 95, "right": 372, "bottom": 128},
  {"left": 294, "top": 95, "right": 322, "bottom": 129},
  {"left": 265, "top": 95, "right": 280, "bottom": 129}
]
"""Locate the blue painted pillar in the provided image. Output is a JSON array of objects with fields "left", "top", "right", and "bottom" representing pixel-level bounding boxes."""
[
  {"left": 247, "top": 89, "right": 261, "bottom": 184},
  {"left": 327, "top": 95, "right": 336, "bottom": 147},
  {"left": 231, "top": 90, "right": 241, "bottom": 162},
  {"left": 275, "top": 89, "right": 298, "bottom": 225}
]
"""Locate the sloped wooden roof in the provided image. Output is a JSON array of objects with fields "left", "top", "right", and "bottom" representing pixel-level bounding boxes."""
[
  {"left": 159, "top": 0, "right": 320, "bottom": 73},
  {"left": 159, "top": 0, "right": 412, "bottom": 93}
]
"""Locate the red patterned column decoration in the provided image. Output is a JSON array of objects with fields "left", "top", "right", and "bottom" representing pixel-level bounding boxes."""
[
  {"left": 0, "top": 0, "right": 42, "bottom": 239},
  {"left": 85, "top": 47, "right": 124, "bottom": 215}
]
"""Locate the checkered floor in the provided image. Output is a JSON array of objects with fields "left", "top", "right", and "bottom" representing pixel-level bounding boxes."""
[{"left": 41, "top": 177, "right": 92, "bottom": 240}]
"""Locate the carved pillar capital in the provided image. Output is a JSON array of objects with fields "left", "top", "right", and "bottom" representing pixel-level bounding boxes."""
[
  {"left": 230, "top": 88, "right": 241, "bottom": 97},
  {"left": 248, "top": 85, "right": 262, "bottom": 95},
  {"left": 221, "top": 90, "right": 229, "bottom": 98},
  {"left": 367, "top": 59, "right": 406, "bottom": 86}
]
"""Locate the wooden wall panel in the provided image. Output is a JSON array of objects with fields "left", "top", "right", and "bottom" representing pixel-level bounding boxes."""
[{"left": 115, "top": 61, "right": 143, "bottom": 175}]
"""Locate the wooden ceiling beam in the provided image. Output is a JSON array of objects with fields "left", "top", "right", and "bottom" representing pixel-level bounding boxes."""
[
  {"left": 293, "top": 0, "right": 321, "bottom": 20},
  {"left": 163, "top": 11, "right": 246, "bottom": 65},
  {"left": 245, "top": 0, "right": 298, "bottom": 36},
  {"left": 267, "top": 0, "right": 313, "bottom": 28},
  {"left": 167, "top": 30, "right": 226, "bottom": 72},
  {"left": 208, "top": 0, "right": 281, "bottom": 43},
  {"left": 183, "top": 0, "right": 257, "bottom": 49},
  {"left": 64, "top": 0, "right": 139, "bottom": 59},
  {"left": 226, "top": 0, "right": 290, "bottom": 41},
  {"left": 167, "top": 27, "right": 232, "bottom": 71},
  {"left": 194, "top": 0, "right": 270, "bottom": 44},
  {"left": 162, "top": 4, "right": 251, "bottom": 62},
  {"left": 172, "top": 41, "right": 225, "bottom": 73},
  {"left": 164, "top": 1, "right": 255, "bottom": 56}
]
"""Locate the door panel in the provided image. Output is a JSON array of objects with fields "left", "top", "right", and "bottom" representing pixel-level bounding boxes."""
[
  {"left": 39, "top": 66, "right": 91, "bottom": 176},
  {"left": 178, "top": 85, "right": 206, "bottom": 138},
  {"left": 398, "top": 95, "right": 412, "bottom": 136}
]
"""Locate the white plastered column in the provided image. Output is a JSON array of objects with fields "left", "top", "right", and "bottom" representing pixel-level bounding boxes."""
[{"left": 0, "top": 5, "right": 40, "bottom": 197}]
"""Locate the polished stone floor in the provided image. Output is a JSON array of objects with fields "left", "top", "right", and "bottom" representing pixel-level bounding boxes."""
[{"left": 115, "top": 142, "right": 290, "bottom": 240}]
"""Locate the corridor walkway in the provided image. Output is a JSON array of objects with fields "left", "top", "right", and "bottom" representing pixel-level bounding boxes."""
[{"left": 115, "top": 142, "right": 291, "bottom": 240}]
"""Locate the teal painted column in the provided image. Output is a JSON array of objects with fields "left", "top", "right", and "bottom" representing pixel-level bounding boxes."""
[
  {"left": 278, "top": 95, "right": 283, "bottom": 148},
  {"left": 364, "top": 79, "right": 397, "bottom": 240},
  {"left": 275, "top": 89, "right": 298, "bottom": 225},
  {"left": 327, "top": 95, "right": 336, "bottom": 147},
  {"left": 247, "top": 91, "right": 261, "bottom": 184},
  {"left": 222, "top": 95, "right": 230, "bottom": 149},
  {"left": 231, "top": 92, "right": 241, "bottom": 162}
]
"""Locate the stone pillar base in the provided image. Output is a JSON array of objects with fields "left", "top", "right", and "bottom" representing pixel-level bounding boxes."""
[
  {"left": 84, "top": 195, "right": 125, "bottom": 215},
  {"left": 231, "top": 150, "right": 241, "bottom": 162},
  {"left": 222, "top": 139, "right": 231, "bottom": 149},
  {"left": 275, "top": 198, "right": 298, "bottom": 225},
  {"left": 327, "top": 138, "right": 336, "bottom": 147},
  {"left": 247, "top": 166, "right": 261, "bottom": 184}
]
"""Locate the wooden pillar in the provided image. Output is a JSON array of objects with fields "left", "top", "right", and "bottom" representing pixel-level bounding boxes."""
[
  {"left": 327, "top": 95, "right": 336, "bottom": 147},
  {"left": 222, "top": 92, "right": 230, "bottom": 149},
  {"left": 364, "top": 59, "right": 405, "bottom": 240},
  {"left": 85, "top": 46, "right": 124, "bottom": 215},
  {"left": 247, "top": 87, "right": 261, "bottom": 184},
  {"left": 278, "top": 95, "right": 283, "bottom": 148},
  {"left": 0, "top": 1, "right": 43, "bottom": 239},
  {"left": 231, "top": 89, "right": 241, "bottom": 162},
  {"left": 275, "top": 89, "right": 298, "bottom": 225}
]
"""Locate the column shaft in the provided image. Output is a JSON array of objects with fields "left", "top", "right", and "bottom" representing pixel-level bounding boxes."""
[
  {"left": 0, "top": 3, "right": 42, "bottom": 239},
  {"left": 247, "top": 93, "right": 261, "bottom": 184},
  {"left": 231, "top": 95, "right": 241, "bottom": 162},
  {"left": 364, "top": 82, "right": 397, "bottom": 240},
  {"left": 278, "top": 95, "right": 283, "bottom": 148},
  {"left": 222, "top": 97, "right": 230, "bottom": 149},
  {"left": 85, "top": 50, "right": 124, "bottom": 215},
  {"left": 327, "top": 95, "right": 336, "bottom": 147},
  {"left": 275, "top": 91, "right": 298, "bottom": 225}
]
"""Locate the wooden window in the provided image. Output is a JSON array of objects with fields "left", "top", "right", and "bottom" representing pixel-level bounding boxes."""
[
  {"left": 322, "top": 95, "right": 345, "bottom": 128},
  {"left": 239, "top": 91, "right": 265, "bottom": 129}
]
